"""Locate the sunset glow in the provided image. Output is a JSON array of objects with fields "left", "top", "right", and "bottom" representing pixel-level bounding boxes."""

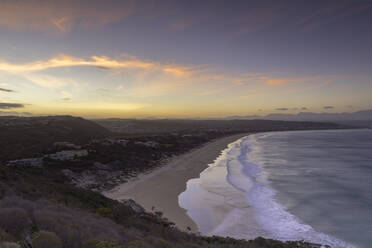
[{"left": 1, "top": 0, "right": 371, "bottom": 118}]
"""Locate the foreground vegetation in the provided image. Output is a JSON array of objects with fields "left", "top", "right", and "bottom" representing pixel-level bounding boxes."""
[{"left": 0, "top": 167, "right": 326, "bottom": 248}]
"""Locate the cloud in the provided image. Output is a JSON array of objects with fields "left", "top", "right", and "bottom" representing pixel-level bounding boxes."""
[
  {"left": 276, "top": 108, "right": 289, "bottom": 111},
  {"left": 0, "top": 87, "right": 14, "bottom": 92},
  {"left": 0, "top": 53, "right": 337, "bottom": 99},
  {"left": 259, "top": 76, "right": 327, "bottom": 86},
  {"left": 0, "top": 111, "right": 33, "bottom": 116},
  {"left": 323, "top": 106, "right": 334, "bottom": 109},
  {"left": 0, "top": 54, "right": 335, "bottom": 89},
  {"left": 61, "top": 90, "right": 72, "bottom": 99},
  {"left": 0, "top": 54, "right": 205, "bottom": 97},
  {"left": 0, "top": 103, "right": 25, "bottom": 109},
  {"left": 22, "top": 73, "right": 80, "bottom": 89},
  {"left": 0, "top": 0, "right": 132, "bottom": 33},
  {"left": 0, "top": 54, "right": 192, "bottom": 77}
]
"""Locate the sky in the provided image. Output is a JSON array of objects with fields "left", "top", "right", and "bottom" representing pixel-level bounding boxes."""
[{"left": 0, "top": 0, "right": 371, "bottom": 118}]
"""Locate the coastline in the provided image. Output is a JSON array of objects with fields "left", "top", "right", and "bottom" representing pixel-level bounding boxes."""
[{"left": 103, "top": 133, "right": 251, "bottom": 232}]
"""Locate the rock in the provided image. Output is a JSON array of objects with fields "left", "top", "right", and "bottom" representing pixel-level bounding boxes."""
[
  {"left": 121, "top": 199, "right": 145, "bottom": 214},
  {"left": 93, "top": 162, "right": 109, "bottom": 170}
]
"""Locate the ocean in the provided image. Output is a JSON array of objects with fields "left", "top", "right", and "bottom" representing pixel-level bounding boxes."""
[{"left": 179, "top": 129, "right": 372, "bottom": 248}]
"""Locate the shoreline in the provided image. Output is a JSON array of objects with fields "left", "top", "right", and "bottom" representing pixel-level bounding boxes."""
[{"left": 103, "top": 133, "right": 251, "bottom": 232}]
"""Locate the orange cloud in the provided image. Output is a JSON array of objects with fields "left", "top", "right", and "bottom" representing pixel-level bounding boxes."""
[
  {"left": 0, "top": 55, "right": 155, "bottom": 72},
  {"left": 259, "top": 76, "right": 326, "bottom": 86},
  {"left": 0, "top": 53, "right": 337, "bottom": 100},
  {"left": 0, "top": 0, "right": 132, "bottom": 33},
  {"left": 0, "top": 54, "right": 197, "bottom": 82},
  {"left": 163, "top": 66, "right": 193, "bottom": 77},
  {"left": 0, "top": 54, "right": 197, "bottom": 97}
]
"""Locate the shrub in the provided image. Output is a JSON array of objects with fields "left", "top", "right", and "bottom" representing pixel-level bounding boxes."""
[
  {"left": 82, "top": 239, "right": 100, "bottom": 248},
  {"left": 96, "top": 241, "right": 127, "bottom": 248},
  {"left": 0, "top": 208, "right": 29, "bottom": 236},
  {"left": 127, "top": 240, "right": 148, "bottom": 248},
  {"left": 82, "top": 240, "right": 126, "bottom": 248},
  {"left": 96, "top": 207, "right": 113, "bottom": 218},
  {"left": 144, "top": 237, "right": 173, "bottom": 248},
  {"left": 0, "top": 242, "right": 21, "bottom": 248},
  {"left": 0, "top": 196, "right": 34, "bottom": 216},
  {"left": 31, "top": 231, "right": 62, "bottom": 248},
  {"left": 0, "top": 229, "right": 15, "bottom": 243},
  {"left": 32, "top": 203, "right": 127, "bottom": 247},
  {"left": 127, "top": 237, "right": 173, "bottom": 248},
  {"left": 154, "top": 211, "right": 163, "bottom": 217}
]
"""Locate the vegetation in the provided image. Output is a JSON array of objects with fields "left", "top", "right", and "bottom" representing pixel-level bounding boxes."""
[
  {"left": 0, "top": 161, "right": 327, "bottom": 248},
  {"left": 0, "top": 116, "right": 109, "bottom": 162},
  {"left": 31, "top": 231, "right": 63, "bottom": 248}
]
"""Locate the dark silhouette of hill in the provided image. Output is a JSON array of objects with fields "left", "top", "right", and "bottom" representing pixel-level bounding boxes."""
[
  {"left": 226, "top": 109, "right": 372, "bottom": 122},
  {"left": 0, "top": 116, "right": 110, "bottom": 162},
  {"left": 95, "top": 118, "right": 344, "bottom": 134}
]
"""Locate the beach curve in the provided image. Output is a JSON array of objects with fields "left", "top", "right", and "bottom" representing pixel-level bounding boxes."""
[{"left": 103, "top": 133, "right": 251, "bottom": 232}]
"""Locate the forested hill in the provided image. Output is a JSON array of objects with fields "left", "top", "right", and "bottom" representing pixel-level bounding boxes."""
[
  {"left": 95, "top": 118, "right": 345, "bottom": 134},
  {"left": 0, "top": 116, "right": 110, "bottom": 162}
]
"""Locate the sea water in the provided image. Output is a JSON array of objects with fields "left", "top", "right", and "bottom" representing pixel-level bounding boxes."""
[{"left": 179, "top": 129, "right": 372, "bottom": 248}]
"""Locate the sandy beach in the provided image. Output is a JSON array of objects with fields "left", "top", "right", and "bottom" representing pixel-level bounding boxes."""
[{"left": 103, "top": 133, "right": 250, "bottom": 232}]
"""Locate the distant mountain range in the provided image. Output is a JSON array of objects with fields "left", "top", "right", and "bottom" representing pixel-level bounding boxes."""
[{"left": 226, "top": 109, "right": 372, "bottom": 122}]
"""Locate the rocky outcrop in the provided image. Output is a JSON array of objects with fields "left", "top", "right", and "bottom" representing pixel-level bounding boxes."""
[{"left": 120, "top": 199, "right": 145, "bottom": 214}]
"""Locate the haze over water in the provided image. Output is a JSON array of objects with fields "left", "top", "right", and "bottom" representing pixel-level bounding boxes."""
[{"left": 179, "top": 129, "right": 372, "bottom": 248}]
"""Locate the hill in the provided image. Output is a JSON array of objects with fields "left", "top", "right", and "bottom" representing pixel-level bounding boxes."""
[
  {"left": 0, "top": 116, "right": 110, "bottom": 162},
  {"left": 95, "top": 118, "right": 344, "bottom": 134},
  {"left": 225, "top": 109, "right": 372, "bottom": 125}
]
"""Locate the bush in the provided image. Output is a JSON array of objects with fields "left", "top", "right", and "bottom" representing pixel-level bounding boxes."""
[
  {"left": 32, "top": 203, "right": 127, "bottom": 247},
  {"left": 0, "top": 208, "right": 29, "bottom": 236},
  {"left": 82, "top": 240, "right": 126, "bottom": 248},
  {"left": 82, "top": 239, "right": 100, "bottom": 248},
  {"left": 96, "top": 241, "right": 127, "bottom": 248},
  {"left": 0, "top": 242, "right": 21, "bottom": 248},
  {"left": 96, "top": 207, "right": 113, "bottom": 218},
  {"left": 127, "top": 240, "right": 148, "bottom": 248},
  {"left": 0, "top": 229, "right": 15, "bottom": 243},
  {"left": 31, "top": 231, "right": 62, "bottom": 248},
  {"left": 0, "top": 196, "right": 34, "bottom": 216},
  {"left": 127, "top": 237, "right": 173, "bottom": 248},
  {"left": 144, "top": 237, "right": 173, "bottom": 248}
]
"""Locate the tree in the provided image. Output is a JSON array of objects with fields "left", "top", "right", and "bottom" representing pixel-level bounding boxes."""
[{"left": 31, "top": 231, "right": 62, "bottom": 248}]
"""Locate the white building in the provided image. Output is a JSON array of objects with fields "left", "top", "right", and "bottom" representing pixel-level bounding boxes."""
[
  {"left": 53, "top": 142, "right": 81, "bottom": 150},
  {"left": 116, "top": 139, "right": 129, "bottom": 146},
  {"left": 45, "top": 150, "right": 88, "bottom": 161},
  {"left": 6, "top": 158, "right": 43, "bottom": 167},
  {"left": 134, "top": 141, "right": 159, "bottom": 148}
]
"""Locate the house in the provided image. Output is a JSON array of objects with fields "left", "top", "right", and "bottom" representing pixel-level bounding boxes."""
[
  {"left": 115, "top": 139, "right": 129, "bottom": 146},
  {"left": 53, "top": 141, "right": 81, "bottom": 150},
  {"left": 45, "top": 150, "right": 88, "bottom": 161},
  {"left": 92, "top": 138, "right": 129, "bottom": 146},
  {"left": 135, "top": 141, "right": 159, "bottom": 148},
  {"left": 6, "top": 158, "right": 43, "bottom": 167}
]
